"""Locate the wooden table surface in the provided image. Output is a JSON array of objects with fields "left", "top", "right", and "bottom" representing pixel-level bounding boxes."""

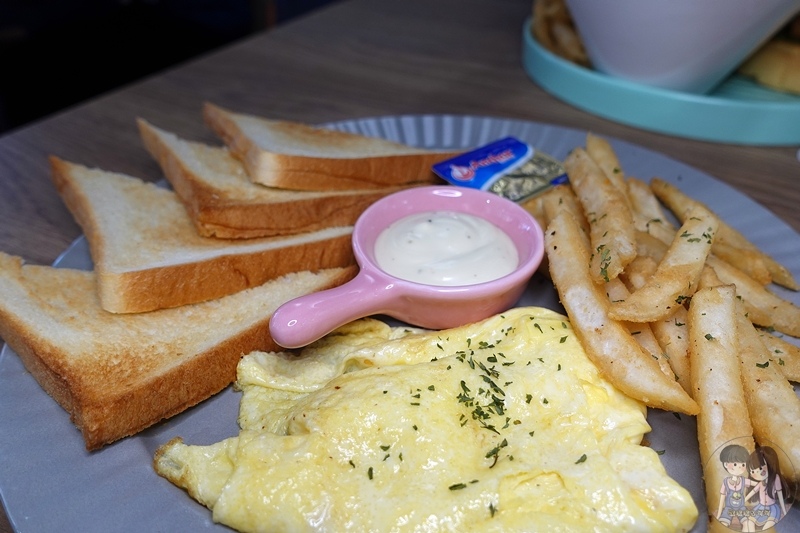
[{"left": 1, "top": 0, "right": 798, "bottom": 530}]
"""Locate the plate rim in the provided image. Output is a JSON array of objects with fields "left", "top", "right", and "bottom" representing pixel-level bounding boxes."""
[{"left": 1, "top": 113, "right": 799, "bottom": 533}]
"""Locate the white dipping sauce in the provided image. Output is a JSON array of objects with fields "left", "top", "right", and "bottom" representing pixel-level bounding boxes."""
[{"left": 373, "top": 210, "right": 519, "bottom": 286}]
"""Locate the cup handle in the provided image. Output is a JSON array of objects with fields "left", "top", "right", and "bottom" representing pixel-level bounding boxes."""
[{"left": 269, "top": 271, "right": 396, "bottom": 349}]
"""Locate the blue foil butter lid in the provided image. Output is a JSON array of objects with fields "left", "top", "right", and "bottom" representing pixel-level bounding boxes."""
[{"left": 433, "top": 137, "right": 568, "bottom": 202}]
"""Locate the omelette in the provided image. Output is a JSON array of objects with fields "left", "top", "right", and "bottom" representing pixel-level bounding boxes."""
[{"left": 154, "top": 307, "right": 698, "bottom": 532}]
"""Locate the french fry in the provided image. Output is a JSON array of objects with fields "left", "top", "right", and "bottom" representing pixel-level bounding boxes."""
[
  {"left": 651, "top": 306, "right": 692, "bottom": 394},
  {"left": 707, "top": 255, "right": 800, "bottom": 337},
  {"left": 531, "top": 0, "right": 590, "bottom": 66},
  {"left": 620, "top": 256, "right": 692, "bottom": 393},
  {"left": 635, "top": 231, "right": 669, "bottom": 263},
  {"left": 627, "top": 176, "right": 672, "bottom": 221},
  {"left": 519, "top": 193, "right": 547, "bottom": 231},
  {"left": 757, "top": 331, "right": 800, "bottom": 383},
  {"left": 570, "top": 133, "right": 800, "bottom": 527},
  {"left": 531, "top": 0, "right": 559, "bottom": 51},
  {"left": 564, "top": 147, "right": 637, "bottom": 283},
  {"left": 545, "top": 211, "right": 699, "bottom": 415},
  {"left": 605, "top": 278, "right": 675, "bottom": 381},
  {"left": 586, "top": 133, "right": 628, "bottom": 199},
  {"left": 609, "top": 204, "right": 718, "bottom": 323},
  {"left": 736, "top": 307, "right": 800, "bottom": 483},
  {"left": 711, "top": 242, "right": 772, "bottom": 286},
  {"left": 650, "top": 177, "right": 774, "bottom": 285},
  {"left": 540, "top": 183, "right": 589, "bottom": 236},
  {"left": 688, "top": 285, "right": 755, "bottom": 532},
  {"left": 698, "top": 264, "right": 725, "bottom": 290},
  {"left": 627, "top": 177, "right": 677, "bottom": 245},
  {"left": 551, "top": 21, "right": 590, "bottom": 65},
  {"left": 651, "top": 178, "right": 798, "bottom": 290},
  {"left": 621, "top": 255, "right": 659, "bottom": 285},
  {"left": 519, "top": 193, "right": 553, "bottom": 279}
]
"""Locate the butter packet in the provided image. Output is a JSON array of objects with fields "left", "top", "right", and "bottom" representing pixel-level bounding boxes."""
[{"left": 432, "top": 137, "right": 567, "bottom": 203}]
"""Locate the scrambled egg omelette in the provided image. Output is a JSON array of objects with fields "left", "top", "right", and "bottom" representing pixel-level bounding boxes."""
[{"left": 154, "top": 307, "right": 698, "bottom": 532}]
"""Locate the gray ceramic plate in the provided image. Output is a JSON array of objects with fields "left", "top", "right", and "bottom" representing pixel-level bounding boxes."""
[{"left": 1, "top": 115, "right": 798, "bottom": 532}]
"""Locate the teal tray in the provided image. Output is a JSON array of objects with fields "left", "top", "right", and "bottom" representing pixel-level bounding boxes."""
[{"left": 521, "top": 17, "right": 800, "bottom": 146}]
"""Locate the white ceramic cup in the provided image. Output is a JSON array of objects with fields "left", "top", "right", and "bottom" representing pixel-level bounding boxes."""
[{"left": 565, "top": 0, "right": 800, "bottom": 93}]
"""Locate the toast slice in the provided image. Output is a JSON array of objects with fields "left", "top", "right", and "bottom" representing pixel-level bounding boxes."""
[
  {"left": 49, "top": 157, "right": 355, "bottom": 314},
  {"left": 203, "top": 102, "right": 458, "bottom": 191},
  {"left": 0, "top": 252, "right": 355, "bottom": 450},
  {"left": 137, "top": 118, "right": 409, "bottom": 239}
]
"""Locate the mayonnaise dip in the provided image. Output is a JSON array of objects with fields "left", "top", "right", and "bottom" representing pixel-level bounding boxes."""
[{"left": 373, "top": 210, "right": 519, "bottom": 286}]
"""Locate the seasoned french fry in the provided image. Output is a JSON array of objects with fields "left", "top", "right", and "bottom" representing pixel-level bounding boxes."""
[
  {"left": 757, "top": 331, "right": 800, "bottom": 383},
  {"left": 736, "top": 307, "right": 800, "bottom": 482},
  {"left": 609, "top": 205, "right": 718, "bottom": 323},
  {"left": 620, "top": 256, "right": 692, "bottom": 393},
  {"left": 561, "top": 134, "right": 800, "bottom": 526},
  {"left": 729, "top": 241, "right": 795, "bottom": 291},
  {"left": 519, "top": 193, "right": 553, "bottom": 278},
  {"left": 651, "top": 178, "right": 798, "bottom": 290},
  {"left": 635, "top": 231, "right": 669, "bottom": 263},
  {"left": 651, "top": 307, "right": 691, "bottom": 394},
  {"left": 710, "top": 242, "right": 772, "bottom": 286},
  {"left": 606, "top": 278, "right": 675, "bottom": 381},
  {"left": 688, "top": 285, "right": 756, "bottom": 531},
  {"left": 707, "top": 255, "right": 800, "bottom": 337},
  {"left": 564, "top": 148, "right": 637, "bottom": 283},
  {"left": 545, "top": 212, "right": 699, "bottom": 415},
  {"left": 627, "top": 177, "right": 672, "bottom": 222},
  {"left": 698, "top": 264, "right": 725, "bottom": 290},
  {"left": 621, "top": 255, "right": 659, "bottom": 286},
  {"left": 540, "top": 183, "right": 589, "bottom": 236},
  {"left": 519, "top": 193, "right": 554, "bottom": 279},
  {"left": 627, "top": 177, "right": 677, "bottom": 245},
  {"left": 586, "top": 133, "right": 628, "bottom": 199},
  {"left": 519, "top": 193, "right": 547, "bottom": 231},
  {"left": 649, "top": 177, "right": 775, "bottom": 285}
]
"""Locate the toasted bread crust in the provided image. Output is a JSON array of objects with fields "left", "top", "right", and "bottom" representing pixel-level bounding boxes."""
[
  {"left": 50, "top": 157, "right": 110, "bottom": 263},
  {"left": 49, "top": 156, "right": 357, "bottom": 313},
  {"left": 247, "top": 151, "right": 451, "bottom": 191},
  {"left": 77, "top": 317, "right": 277, "bottom": 449},
  {"left": 137, "top": 119, "right": 408, "bottom": 238},
  {"left": 95, "top": 234, "right": 354, "bottom": 313},
  {"left": 187, "top": 197, "right": 375, "bottom": 239},
  {"left": 0, "top": 311, "right": 78, "bottom": 418},
  {"left": 0, "top": 253, "right": 357, "bottom": 450},
  {"left": 203, "top": 102, "right": 455, "bottom": 191}
]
